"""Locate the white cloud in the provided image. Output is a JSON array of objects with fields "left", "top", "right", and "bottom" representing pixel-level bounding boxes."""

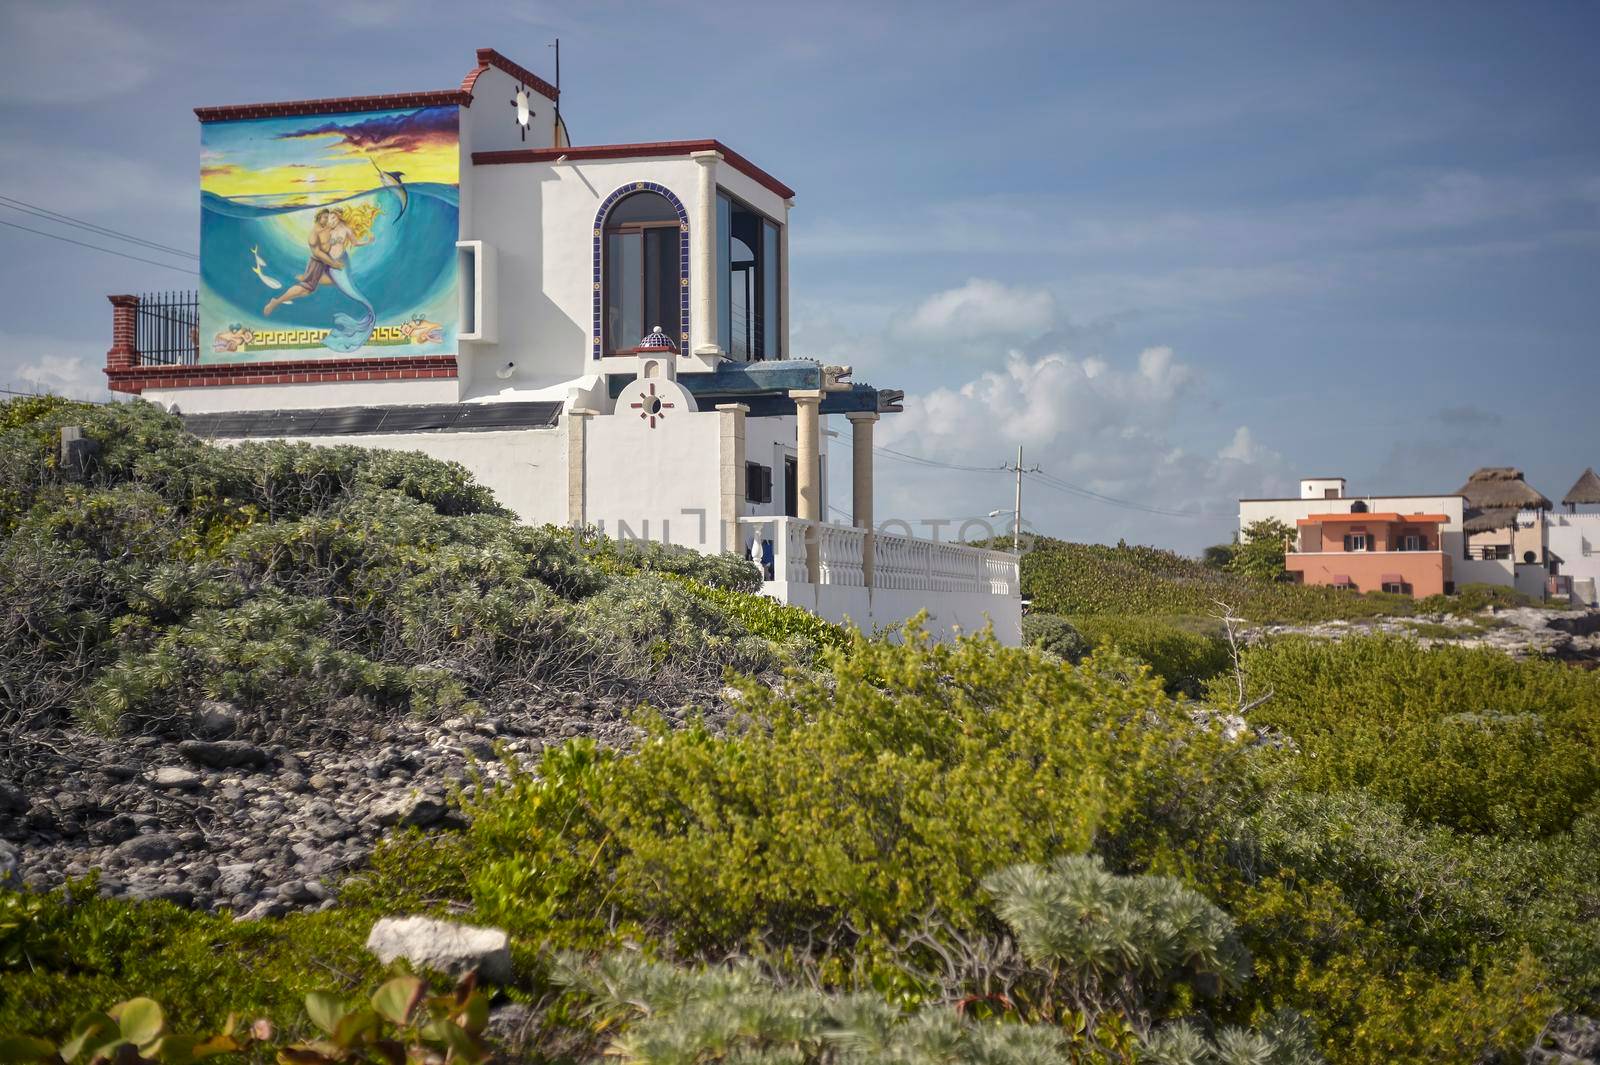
[
  {"left": 0, "top": 329, "right": 113, "bottom": 401},
  {"left": 860, "top": 345, "right": 1291, "bottom": 552},
  {"left": 14, "top": 356, "right": 107, "bottom": 400},
  {"left": 895, "top": 279, "right": 1055, "bottom": 341}
]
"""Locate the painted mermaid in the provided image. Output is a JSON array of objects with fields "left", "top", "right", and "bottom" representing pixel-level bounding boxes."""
[{"left": 262, "top": 203, "right": 380, "bottom": 351}]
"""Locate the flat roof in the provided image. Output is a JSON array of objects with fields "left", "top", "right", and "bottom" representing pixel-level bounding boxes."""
[
  {"left": 473, "top": 139, "right": 796, "bottom": 201},
  {"left": 1296, "top": 512, "right": 1449, "bottom": 526},
  {"left": 1240, "top": 494, "right": 1464, "bottom": 503}
]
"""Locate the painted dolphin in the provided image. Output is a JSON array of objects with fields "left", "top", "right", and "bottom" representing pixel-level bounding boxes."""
[
  {"left": 369, "top": 158, "right": 408, "bottom": 219},
  {"left": 250, "top": 245, "right": 282, "bottom": 290}
]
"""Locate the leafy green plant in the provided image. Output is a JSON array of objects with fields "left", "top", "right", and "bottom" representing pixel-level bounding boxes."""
[
  {"left": 1021, "top": 613, "right": 1090, "bottom": 662},
  {"left": 1072, "top": 615, "right": 1231, "bottom": 696},
  {"left": 2, "top": 977, "right": 491, "bottom": 1065},
  {"left": 1229, "top": 519, "right": 1296, "bottom": 581}
]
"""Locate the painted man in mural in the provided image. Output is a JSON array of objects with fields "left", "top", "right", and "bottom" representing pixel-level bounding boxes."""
[{"left": 262, "top": 207, "right": 372, "bottom": 316}]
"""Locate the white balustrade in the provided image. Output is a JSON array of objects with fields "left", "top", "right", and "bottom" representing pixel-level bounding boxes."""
[{"left": 737, "top": 516, "right": 1017, "bottom": 596}]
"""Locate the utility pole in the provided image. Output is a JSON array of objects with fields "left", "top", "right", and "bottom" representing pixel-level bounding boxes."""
[{"left": 1002, "top": 445, "right": 1040, "bottom": 554}]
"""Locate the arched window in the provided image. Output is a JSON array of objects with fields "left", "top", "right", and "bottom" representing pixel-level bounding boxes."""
[{"left": 601, "top": 190, "right": 684, "bottom": 355}]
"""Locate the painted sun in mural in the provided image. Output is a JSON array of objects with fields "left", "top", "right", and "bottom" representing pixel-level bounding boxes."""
[{"left": 630, "top": 382, "right": 675, "bottom": 428}]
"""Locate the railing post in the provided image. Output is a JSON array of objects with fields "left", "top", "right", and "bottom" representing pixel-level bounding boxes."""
[{"left": 107, "top": 294, "right": 141, "bottom": 372}]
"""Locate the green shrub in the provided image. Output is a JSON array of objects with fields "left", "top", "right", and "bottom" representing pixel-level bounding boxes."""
[
  {"left": 1020, "top": 538, "right": 1421, "bottom": 624},
  {"left": 1021, "top": 613, "right": 1090, "bottom": 662},
  {"left": 1222, "top": 635, "right": 1600, "bottom": 836},
  {"left": 1229, "top": 518, "right": 1295, "bottom": 581},
  {"left": 459, "top": 631, "right": 1241, "bottom": 955},
  {"left": 1072, "top": 615, "right": 1231, "bottom": 696},
  {"left": 670, "top": 574, "right": 852, "bottom": 661}
]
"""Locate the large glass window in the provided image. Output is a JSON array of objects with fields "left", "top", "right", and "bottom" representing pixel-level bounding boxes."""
[
  {"left": 716, "top": 192, "right": 782, "bottom": 360},
  {"left": 603, "top": 192, "right": 680, "bottom": 354}
]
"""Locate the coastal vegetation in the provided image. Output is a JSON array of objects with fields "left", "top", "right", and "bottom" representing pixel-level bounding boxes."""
[{"left": 0, "top": 399, "right": 1594, "bottom": 1064}]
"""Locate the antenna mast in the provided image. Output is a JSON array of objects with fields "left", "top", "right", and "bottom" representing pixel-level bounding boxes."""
[{"left": 550, "top": 38, "right": 561, "bottom": 140}]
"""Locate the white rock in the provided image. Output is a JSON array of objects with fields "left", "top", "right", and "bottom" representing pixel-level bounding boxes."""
[
  {"left": 365, "top": 916, "right": 512, "bottom": 983},
  {"left": 151, "top": 767, "right": 201, "bottom": 790}
]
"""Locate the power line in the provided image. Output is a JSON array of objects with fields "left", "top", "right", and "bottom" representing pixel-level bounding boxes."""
[
  {"left": 0, "top": 217, "right": 200, "bottom": 276},
  {"left": 0, "top": 194, "right": 198, "bottom": 260},
  {"left": 1025, "top": 468, "right": 1192, "bottom": 517}
]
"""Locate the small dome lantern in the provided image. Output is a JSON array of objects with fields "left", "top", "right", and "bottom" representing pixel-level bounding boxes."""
[{"left": 636, "top": 325, "right": 677, "bottom": 354}]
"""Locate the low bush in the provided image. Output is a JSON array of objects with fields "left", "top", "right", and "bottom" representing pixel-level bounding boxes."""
[
  {"left": 458, "top": 631, "right": 1242, "bottom": 956},
  {"left": 1072, "top": 615, "right": 1232, "bottom": 696},
  {"left": 1020, "top": 613, "right": 1090, "bottom": 662},
  {"left": 1221, "top": 635, "right": 1600, "bottom": 836}
]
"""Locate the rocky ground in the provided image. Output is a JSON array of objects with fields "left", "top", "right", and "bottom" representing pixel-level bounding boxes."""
[
  {"left": 0, "top": 688, "right": 736, "bottom": 917},
  {"left": 1247, "top": 604, "right": 1600, "bottom": 663}
]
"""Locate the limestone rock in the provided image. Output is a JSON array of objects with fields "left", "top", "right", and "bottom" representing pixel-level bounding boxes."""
[
  {"left": 178, "top": 740, "right": 271, "bottom": 770},
  {"left": 371, "top": 792, "right": 447, "bottom": 828},
  {"left": 365, "top": 916, "right": 512, "bottom": 983},
  {"left": 151, "top": 766, "right": 201, "bottom": 790}
]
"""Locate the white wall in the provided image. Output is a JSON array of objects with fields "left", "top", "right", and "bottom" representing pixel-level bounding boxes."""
[
  {"left": 143, "top": 379, "right": 460, "bottom": 414},
  {"left": 1549, "top": 512, "right": 1600, "bottom": 603},
  {"left": 213, "top": 428, "right": 568, "bottom": 525},
  {"left": 584, "top": 403, "right": 727, "bottom": 551},
  {"left": 767, "top": 581, "right": 1022, "bottom": 646}
]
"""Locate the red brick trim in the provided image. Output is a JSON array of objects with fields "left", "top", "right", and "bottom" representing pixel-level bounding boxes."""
[
  {"left": 195, "top": 90, "right": 470, "bottom": 123},
  {"left": 107, "top": 294, "right": 140, "bottom": 372},
  {"left": 473, "top": 139, "right": 797, "bottom": 200},
  {"left": 463, "top": 48, "right": 559, "bottom": 102},
  {"left": 106, "top": 356, "right": 458, "bottom": 395}
]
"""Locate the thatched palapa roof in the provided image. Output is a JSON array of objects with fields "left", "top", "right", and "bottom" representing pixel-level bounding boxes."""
[
  {"left": 1463, "top": 507, "right": 1519, "bottom": 533},
  {"left": 1562, "top": 467, "right": 1600, "bottom": 506},
  {"left": 1454, "top": 467, "right": 1552, "bottom": 510}
]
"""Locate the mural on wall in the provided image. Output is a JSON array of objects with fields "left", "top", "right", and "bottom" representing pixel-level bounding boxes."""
[{"left": 199, "top": 105, "right": 459, "bottom": 363}]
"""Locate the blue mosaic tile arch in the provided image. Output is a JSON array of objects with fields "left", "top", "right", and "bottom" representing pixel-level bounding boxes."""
[{"left": 593, "top": 182, "right": 691, "bottom": 359}]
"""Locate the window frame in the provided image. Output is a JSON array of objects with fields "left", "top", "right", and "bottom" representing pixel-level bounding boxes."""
[
  {"left": 716, "top": 189, "right": 783, "bottom": 361},
  {"left": 601, "top": 192, "right": 683, "bottom": 357}
]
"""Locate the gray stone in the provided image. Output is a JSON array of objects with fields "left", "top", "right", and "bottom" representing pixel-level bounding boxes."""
[
  {"left": 237, "top": 898, "right": 288, "bottom": 921},
  {"left": 90, "top": 815, "right": 140, "bottom": 845},
  {"left": 196, "top": 700, "right": 241, "bottom": 738},
  {"left": 365, "top": 916, "right": 512, "bottom": 983},
  {"left": 214, "top": 862, "right": 259, "bottom": 897},
  {"left": 116, "top": 832, "right": 182, "bottom": 861},
  {"left": 371, "top": 793, "right": 447, "bottom": 828},
  {"left": 125, "top": 883, "right": 195, "bottom": 908},
  {"left": 0, "top": 783, "right": 27, "bottom": 814},
  {"left": 150, "top": 767, "right": 201, "bottom": 790},
  {"left": 178, "top": 740, "right": 270, "bottom": 770},
  {"left": 0, "top": 840, "right": 19, "bottom": 886}
]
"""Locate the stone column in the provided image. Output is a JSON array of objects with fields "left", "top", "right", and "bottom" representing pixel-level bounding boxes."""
[
  {"left": 691, "top": 150, "right": 721, "bottom": 357},
  {"left": 717, "top": 403, "right": 748, "bottom": 554},
  {"left": 566, "top": 408, "right": 596, "bottom": 529},
  {"left": 791, "top": 389, "right": 823, "bottom": 583},
  {"left": 847, "top": 411, "right": 878, "bottom": 589},
  {"left": 780, "top": 199, "right": 793, "bottom": 358}
]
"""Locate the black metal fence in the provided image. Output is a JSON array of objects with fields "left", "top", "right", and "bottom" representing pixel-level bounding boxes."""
[{"left": 136, "top": 291, "right": 199, "bottom": 366}]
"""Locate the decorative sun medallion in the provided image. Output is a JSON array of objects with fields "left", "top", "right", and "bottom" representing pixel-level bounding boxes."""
[
  {"left": 630, "top": 382, "right": 675, "bottom": 429},
  {"left": 510, "top": 85, "right": 535, "bottom": 140}
]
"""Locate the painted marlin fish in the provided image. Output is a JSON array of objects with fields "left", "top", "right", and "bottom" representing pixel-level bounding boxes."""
[
  {"left": 369, "top": 158, "right": 407, "bottom": 219},
  {"left": 250, "top": 245, "right": 282, "bottom": 290}
]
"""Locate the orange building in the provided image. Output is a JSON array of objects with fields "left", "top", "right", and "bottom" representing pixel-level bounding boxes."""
[{"left": 1284, "top": 512, "right": 1452, "bottom": 597}]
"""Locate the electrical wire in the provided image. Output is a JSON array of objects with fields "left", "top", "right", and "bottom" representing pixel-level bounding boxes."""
[
  {"left": 0, "top": 194, "right": 198, "bottom": 260},
  {"left": 0, "top": 218, "right": 199, "bottom": 276}
]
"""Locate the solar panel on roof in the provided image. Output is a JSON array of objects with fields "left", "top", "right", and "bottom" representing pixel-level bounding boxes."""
[{"left": 182, "top": 402, "right": 562, "bottom": 440}]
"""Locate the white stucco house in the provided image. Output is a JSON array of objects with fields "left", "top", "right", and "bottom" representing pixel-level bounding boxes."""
[
  {"left": 103, "top": 47, "right": 1020, "bottom": 642},
  {"left": 1548, "top": 468, "right": 1600, "bottom": 606}
]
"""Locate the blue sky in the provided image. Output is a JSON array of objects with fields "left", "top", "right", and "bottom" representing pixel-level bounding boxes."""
[{"left": 2, "top": 0, "right": 1596, "bottom": 552}]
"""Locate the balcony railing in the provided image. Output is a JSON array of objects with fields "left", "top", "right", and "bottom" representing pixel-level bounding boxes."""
[
  {"left": 109, "top": 291, "right": 199, "bottom": 368},
  {"left": 738, "top": 516, "right": 1018, "bottom": 596}
]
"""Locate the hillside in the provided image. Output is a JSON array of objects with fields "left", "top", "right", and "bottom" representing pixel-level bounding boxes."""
[{"left": 1, "top": 398, "right": 1597, "bottom": 1065}]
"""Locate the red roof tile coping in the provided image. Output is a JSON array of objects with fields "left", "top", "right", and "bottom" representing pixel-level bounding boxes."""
[
  {"left": 465, "top": 48, "right": 559, "bottom": 102},
  {"left": 473, "top": 139, "right": 797, "bottom": 200},
  {"left": 196, "top": 90, "right": 471, "bottom": 123},
  {"left": 106, "top": 356, "right": 457, "bottom": 395},
  {"left": 195, "top": 47, "right": 556, "bottom": 122}
]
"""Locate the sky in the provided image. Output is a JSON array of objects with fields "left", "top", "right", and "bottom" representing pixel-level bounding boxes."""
[{"left": 1, "top": 0, "right": 1597, "bottom": 553}]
